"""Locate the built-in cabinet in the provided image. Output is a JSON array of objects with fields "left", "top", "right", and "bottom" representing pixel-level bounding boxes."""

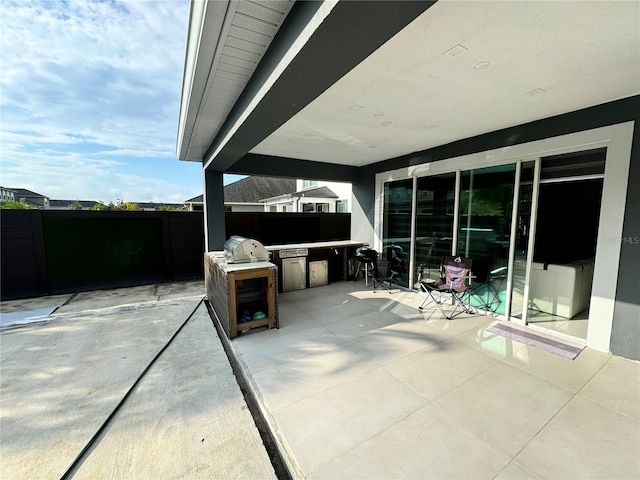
[{"left": 268, "top": 241, "right": 363, "bottom": 293}]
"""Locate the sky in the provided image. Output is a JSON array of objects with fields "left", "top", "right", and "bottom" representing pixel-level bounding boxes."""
[{"left": 0, "top": 0, "right": 244, "bottom": 205}]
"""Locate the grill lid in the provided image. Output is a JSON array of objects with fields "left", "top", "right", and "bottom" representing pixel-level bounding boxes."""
[{"left": 223, "top": 236, "right": 269, "bottom": 263}]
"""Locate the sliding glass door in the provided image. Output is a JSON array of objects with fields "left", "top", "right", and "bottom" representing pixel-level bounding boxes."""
[
  {"left": 379, "top": 148, "right": 605, "bottom": 340},
  {"left": 457, "top": 165, "right": 515, "bottom": 314},
  {"left": 382, "top": 179, "right": 413, "bottom": 287},
  {"left": 376, "top": 124, "right": 632, "bottom": 351},
  {"left": 524, "top": 149, "right": 606, "bottom": 339},
  {"left": 414, "top": 173, "right": 456, "bottom": 279},
  {"left": 380, "top": 161, "right": 538, "bottom": 318}
]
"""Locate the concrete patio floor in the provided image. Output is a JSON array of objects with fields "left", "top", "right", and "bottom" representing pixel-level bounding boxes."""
[
  {"left": 0, "top": 281, "right": 276, "bottom": 480},
  {"left": 1, "top": 279, "right": 639, "bottom": 479}
]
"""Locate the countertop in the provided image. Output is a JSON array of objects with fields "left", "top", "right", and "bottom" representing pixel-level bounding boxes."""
[
  {"left": 206, "top": 252, "right": 275, "bottom": 272},
  {"left": 265, "top": 240, "right": 364, "bottom": 251}
]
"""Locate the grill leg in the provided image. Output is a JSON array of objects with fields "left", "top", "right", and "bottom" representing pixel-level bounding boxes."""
[{"left": 364, "top": 263, "right": 369, "bottom": 287}]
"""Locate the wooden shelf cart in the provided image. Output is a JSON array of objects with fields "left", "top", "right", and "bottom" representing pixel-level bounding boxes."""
[{"left": 205, "top": 253, "right": 277, "bottom": 339}]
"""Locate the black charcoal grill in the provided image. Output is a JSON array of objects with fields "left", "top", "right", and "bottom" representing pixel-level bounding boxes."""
[{"left": 355, "top": 245, "right": 378, "bottom": 285}]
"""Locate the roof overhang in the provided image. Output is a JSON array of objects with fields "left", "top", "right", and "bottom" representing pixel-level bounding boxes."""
[
  {"left": 177, "top": 0, "right": 640, "bottom": 177},
  {"left": 176, "top": 0, "right": 298, "bottom": 162}
]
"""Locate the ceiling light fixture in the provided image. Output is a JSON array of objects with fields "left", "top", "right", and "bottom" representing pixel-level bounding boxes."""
[
  {"left": 526, "top": 88, "right": 546, "bottom": 96},
  {"left": 444, "top": 44, "right": 468, "bottom": 56},
  {"left": 473, "top": 61, "right": 490, "bottom": 70},
  {"left": 381, "top": 121, "right": 392, "bottom": 127}
]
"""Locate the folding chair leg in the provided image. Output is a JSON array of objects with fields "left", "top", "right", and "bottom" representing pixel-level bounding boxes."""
[
  {"left": 418, "top": 289, "right": 451, "bottom": 318},
  {"left": 447, "top": 291, "right": 475, "bottom": 319},
  {"left": 373, "top": 279, "right": 391, "bottom": 293},
  {"left": 419, "top": 288, "right": 474, "bottom": 319}
]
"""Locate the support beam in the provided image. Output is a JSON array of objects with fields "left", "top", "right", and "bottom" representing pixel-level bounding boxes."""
[
  {"left": 203, "top": 170, "right": 226, "bottom": 251},
  {"left": 230, "top": 153, "right": 359, "bottom": 183}
]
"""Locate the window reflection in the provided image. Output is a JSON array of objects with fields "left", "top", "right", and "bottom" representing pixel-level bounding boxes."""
[
  {"left": 383, "top": 179, "right": 412, "bottom": 287},
  {"left": 414, "top": 173, "right": 456, "bottom": 278},
  {"left": 458, "top": 165, "right": 515, "bottom": 314}
]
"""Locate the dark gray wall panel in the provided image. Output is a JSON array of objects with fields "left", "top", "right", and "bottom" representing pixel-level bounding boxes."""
[
  {"left": 610, "top": 116, "right": 640, "bottom": 360},
  {"left": 368, "top": 96, "right": 640, "bottom": 174},
  {"left": 204, "top": 170, "right": 227, "bottom": 251},
  {"left": 230, "top": 153, "right": 358, "bottom": 183}
]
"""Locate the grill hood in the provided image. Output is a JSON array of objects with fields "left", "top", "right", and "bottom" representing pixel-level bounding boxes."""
[{"left": 223, "top": 236, "right": 269, "bottom": 264}]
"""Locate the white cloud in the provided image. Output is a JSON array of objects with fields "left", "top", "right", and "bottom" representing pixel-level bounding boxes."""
[
  {"left": 1, "top": 146, "right": 201, "bottom": 203},
  {"left": 0, "top": 0, "right": 198, "bottom": 202}
]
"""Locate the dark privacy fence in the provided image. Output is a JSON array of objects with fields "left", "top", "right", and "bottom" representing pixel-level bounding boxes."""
[
  {"left": 225, "top": 212, "right": 351, "bottom": 245},
  {"left": 0, "top": 210, "right": 205, "bottom": 300},
  {"left": 1, "top": 210, "right": 351, "bottom": 300}
]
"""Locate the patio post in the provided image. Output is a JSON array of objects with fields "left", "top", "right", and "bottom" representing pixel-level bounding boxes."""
[{"left": 203, "top": 169, "right": 226, "bottom": 251}]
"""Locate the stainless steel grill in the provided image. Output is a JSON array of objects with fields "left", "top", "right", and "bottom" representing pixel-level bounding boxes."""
[{"left": 223, "top": 236, "right": 269, "bottom": 264}]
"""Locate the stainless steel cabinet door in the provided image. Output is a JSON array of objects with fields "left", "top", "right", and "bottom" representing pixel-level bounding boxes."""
[
  {"left": 282, "top": 258, "right": 307, "bottom": 292},
  {"left": 309, "top": 260, "right": 328, "bottom": 287}
]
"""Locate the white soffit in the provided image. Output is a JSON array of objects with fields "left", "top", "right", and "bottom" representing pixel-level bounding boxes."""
[
  {"left": 178, "top": 0, "right": 294, "bottom": 161},
  {"left": 251, "top": 0, "right": 640, "bottom": 166}
]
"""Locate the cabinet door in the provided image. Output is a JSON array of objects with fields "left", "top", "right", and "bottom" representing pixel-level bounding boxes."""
[
  {"left": 282, "top": 258, "right": 307, "bottom": 291},
  {"left": 309, "top": 260, "right": 328, "bottom": 287}
]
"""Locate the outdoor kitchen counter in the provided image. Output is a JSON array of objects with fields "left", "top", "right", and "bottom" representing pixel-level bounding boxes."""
[
  {"left": 266, "top": 240, "right": 364, "bottom": 287},
  {"left": 264, "top": 240, "right": 364, "bottom": 251}
]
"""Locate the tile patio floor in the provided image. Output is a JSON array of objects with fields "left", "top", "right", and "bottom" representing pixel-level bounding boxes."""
[{"left": 230, "top": 281, "right": 640, "bottom": 479}]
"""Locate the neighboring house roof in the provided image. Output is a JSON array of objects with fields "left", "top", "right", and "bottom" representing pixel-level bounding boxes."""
[
  {"left": 225, "top": 176, "right": 296, "bottom": 203},
  {"left": 185, "top": 176, "right": 297, "bottom": 204},
  {"left": 6, "top": 188, "right": 49, "bottom": 207},
  {"left": 291, "top": 186, "right": 338, "bottom": 199},
  {"left": 7, "top": 188, "right": 45, "bottom": 198}
]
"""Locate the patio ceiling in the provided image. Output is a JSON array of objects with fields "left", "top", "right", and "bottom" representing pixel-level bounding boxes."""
[{"left": 177, "top": 0, "right": 640, "bottom": 173}]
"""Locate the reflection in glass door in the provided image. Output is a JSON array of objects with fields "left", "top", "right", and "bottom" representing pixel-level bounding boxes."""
[
  {"left": 414, "top": 173, "right": 456, "bottom": 281},
  {"left": 382, "top": 179, "right": 413, "bottom": 287},
  {"left": 457, "top": 165, "right": 515, "bottom": 315}
]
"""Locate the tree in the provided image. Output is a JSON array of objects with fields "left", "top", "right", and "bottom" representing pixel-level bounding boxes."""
[
  {"left": 118, "top": 201, "right": 140, "bottom": 211},
  {"left": 0, "top": 199, "right": 34, "bottom": 209},
  {"left": 90, "top": 201, "right": 113, "bottom": 211},
  {"left": 90, "top": 200, "right": 141, "bottom": 211}
]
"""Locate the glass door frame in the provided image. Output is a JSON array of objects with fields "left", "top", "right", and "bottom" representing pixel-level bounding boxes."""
[
  {"left": 505, "top": 158, "right": 541, "bottom": 325},
  {"left": 373, "top": 122, "right": 633, "bottom": 352}
]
